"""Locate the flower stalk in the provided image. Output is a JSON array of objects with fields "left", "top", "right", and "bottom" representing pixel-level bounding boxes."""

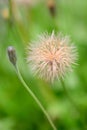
[
  {"left": 61, "top": 79, "right": 87, "bottom": 130},
  {"left": 16, "top": 64, "right": 57, "bottom": 130},
  {"left": 7, "top": 46, "right": 57, "bottom": 130}
]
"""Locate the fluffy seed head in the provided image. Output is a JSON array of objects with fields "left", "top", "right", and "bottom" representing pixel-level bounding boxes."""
[{"left": 27, "top": 32, "right": 77, "bottom": 82}]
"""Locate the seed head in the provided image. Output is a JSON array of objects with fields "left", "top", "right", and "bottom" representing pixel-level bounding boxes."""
[
  {"left": 7, "top": 46, "right": 17, "bottom": 66},
  {"left": 47, "top": 0, "right": 56, "bottom": 17},
  {"left": 1, "top": 8, "right": 9, "bottom": 20},
  {"left": 27, "top": 32, "right": 77, "bottom": 82}
]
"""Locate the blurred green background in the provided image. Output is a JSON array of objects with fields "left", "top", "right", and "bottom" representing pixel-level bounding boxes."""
[{"left": 0, "top": 0, "right": 87, "bottom": 130}]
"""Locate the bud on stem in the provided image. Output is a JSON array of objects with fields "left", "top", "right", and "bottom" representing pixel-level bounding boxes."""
[
  {"left": 7, "top": 46, "right": 17, "bottom": 66},
  {"left": 7, "top": 46, "right": 57, "bottom": 130}
]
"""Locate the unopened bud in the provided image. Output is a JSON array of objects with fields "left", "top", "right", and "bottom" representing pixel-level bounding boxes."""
[
  {"left": 47, "top": 0, "right": 56, "bottom": 17},
  {"left": 7, "top": 46, "right": 17, "bottom": 66}
]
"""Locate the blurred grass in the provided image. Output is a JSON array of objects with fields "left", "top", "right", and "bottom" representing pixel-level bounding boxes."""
[{"left": 0, "top": 0, "right": 87, "bottom": 130}]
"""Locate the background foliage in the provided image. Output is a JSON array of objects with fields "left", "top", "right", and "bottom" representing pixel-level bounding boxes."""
[{"left": 0, "top": 0, "right": 87, "bottom": 130}]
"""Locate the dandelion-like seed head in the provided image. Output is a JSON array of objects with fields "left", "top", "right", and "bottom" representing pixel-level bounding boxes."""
[{"left": 27, "top": 32, "right": 77, "bottom": 82}]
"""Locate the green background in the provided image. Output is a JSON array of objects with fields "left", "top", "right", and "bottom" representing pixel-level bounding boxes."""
[{"left": 0, "top": 0, "right": 87, "bottom": 130}]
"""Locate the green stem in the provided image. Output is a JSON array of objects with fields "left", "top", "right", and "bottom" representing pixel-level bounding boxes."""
[
  {"left": 61, "top": 79, "right": 87, "bottom": 130},
  {"left": 8, "top": 0, "right": 13, "bottom": 24},
  {"left": 15, "top": 64, "right": 57, "bottom": 130}
]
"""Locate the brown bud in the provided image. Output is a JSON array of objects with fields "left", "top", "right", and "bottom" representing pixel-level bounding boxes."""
[
  {"left": 47, "top": 0, "right": 56, "bottom": 17},
  {"left": 7, "top": 46, "right": 17, "bottom": 66}
]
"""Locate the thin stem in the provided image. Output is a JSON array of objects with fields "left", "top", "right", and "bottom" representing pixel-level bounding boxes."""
[
  {"left": 9, "top": 0, "right": 12, "bottom": 16},
  {"left": 61, "top": 79, "right": 80, "bottom": 112},
  {"left": 8, "top": 0, "right": 13, "bottom": 25},
  {"left": 15, "top": 64, "right": 57, "bottom": 130},
  {"left": 61, "top": 79, "right": 87, "bottom": 130}
]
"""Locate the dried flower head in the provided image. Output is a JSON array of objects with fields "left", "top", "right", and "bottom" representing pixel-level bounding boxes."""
[
  {"left": 27, "top": 32, "right": 77, "bottom": 82},
  {"left": 47, "top": 0, "right": 56, "bottom": 17}
]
